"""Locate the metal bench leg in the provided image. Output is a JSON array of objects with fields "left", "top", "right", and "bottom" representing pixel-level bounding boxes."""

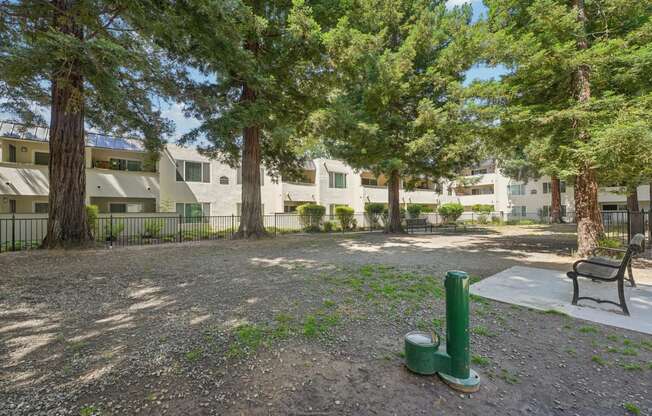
[
  {"left": 627, "top": 262, "right": 636, "bottom": 287},
  {"left": 568, "top": 272, "right": 579, "bottom": 305},
  {"left": 618, "top": 277, "right": 630, "bottom": 316}
]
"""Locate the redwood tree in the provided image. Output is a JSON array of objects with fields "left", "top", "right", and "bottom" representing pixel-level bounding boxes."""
[
  {"left": 312, "top": 0, "right": 479, "bottom": 233},
  {"left": 146, "top": 0, "right": 328, "bottom": 238},
  {"left": 481, "top": 0, "right": 651, "bottom": 255},
  {"left": 0, "top": 1, "right": 177, "bottom": 248}
]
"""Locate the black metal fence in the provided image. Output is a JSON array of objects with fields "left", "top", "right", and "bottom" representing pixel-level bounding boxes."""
[
  {"left": 0, "top": 213, "right": 384, "bottom": 253},
  {"left": 1, "top": 210, "right": 649, "bottom": 253}
]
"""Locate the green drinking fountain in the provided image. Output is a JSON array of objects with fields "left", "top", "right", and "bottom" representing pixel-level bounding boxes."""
[{"left": 404, "top": 270, "right": 480, "bottom": 393}]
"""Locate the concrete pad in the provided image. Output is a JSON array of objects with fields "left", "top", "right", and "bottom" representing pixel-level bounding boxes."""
[{"left": 471, "top": 266, "right": 652, "bottom": 335}]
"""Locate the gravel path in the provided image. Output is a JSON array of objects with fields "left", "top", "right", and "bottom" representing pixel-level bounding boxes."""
[{"left": 1, "top": 225, "right": 651, "bottom": 416}]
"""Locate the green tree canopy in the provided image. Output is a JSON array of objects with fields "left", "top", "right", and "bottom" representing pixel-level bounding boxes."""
[
  {"left": 310, "top": 0, "right": 480, "bottom": 232},
  {"left": 0, "top": 0, "right": 181, "bottom": 247},
  {"left": 143, "top": 0, "right": 330, "bottom": 238},
  {"left": 477, "top": 0, "right": 652, "bottom": 254}
]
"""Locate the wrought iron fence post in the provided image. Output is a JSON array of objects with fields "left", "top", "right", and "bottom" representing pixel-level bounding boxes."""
[
  {"left": 626, "top": 209, "right": 631, "bottom": 244},
  {"left": 231, "top": 214, "right": 235, "bottom": 237},
  {"left": 109, "top": 215, "right": 113, "bottom": 248},
  {"left": 11, "top": 213, "right": 16, "bottom": 252},
  {"left": 274, "top": 212, "right": 277, "bottom": 236},
  {"left": 178, "top": 214, "right": 183, "bottom": 242}
]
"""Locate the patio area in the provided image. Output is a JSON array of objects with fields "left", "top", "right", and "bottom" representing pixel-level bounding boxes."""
[{"left": 472, "top": 266, "right": 652, "bottom": 335}]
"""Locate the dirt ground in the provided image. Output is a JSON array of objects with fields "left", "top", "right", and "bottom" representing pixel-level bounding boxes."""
[{"left": 1, "top": 225, "right": 651, "bottom": 416}]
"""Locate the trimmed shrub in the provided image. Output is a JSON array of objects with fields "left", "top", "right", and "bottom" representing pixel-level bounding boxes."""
[
  {"left": 365, "top": 203, "right": 385, "bottom": 227},
  {"left": 297, "top": 203, "right": 325, "bottom": 232},
  {"left": 143, "top": 219, "right": 165, "bottom": 238},
  {"left": 86, "top": 205, "right": 99, "bottom": 235},
  {"left": 407, "top": 204, "right": 423, "bottom": 218},
  {"left": 472, "top": 204, "right": 493, "bottom": 224},
  {"left": 103, "top": 218, "right": 124, "bottom": 240},
  {"left": 323, "top": 221, "right": 335, "bottom": 232},
  {"left": 335, "top": 205, "right": 355, "bottom": 230},
  {"left": 438, "top": 203, "right": 464, "bottom": 224}
]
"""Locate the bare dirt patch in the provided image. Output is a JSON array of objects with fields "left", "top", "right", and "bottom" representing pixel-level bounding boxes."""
[{"left": 1, "top": 226, "right": 651, "bottom": 416}]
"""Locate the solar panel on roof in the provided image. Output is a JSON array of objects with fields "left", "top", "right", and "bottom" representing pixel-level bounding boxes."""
[{"left": 1, "top": 121, "right": 147, "bottom": 151}]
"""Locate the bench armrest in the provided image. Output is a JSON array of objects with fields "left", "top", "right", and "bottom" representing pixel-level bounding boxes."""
[{"left": 572, "top": 258, "right": 620, "bottom": 276}]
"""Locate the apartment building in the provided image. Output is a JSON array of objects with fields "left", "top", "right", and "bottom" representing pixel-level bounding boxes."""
[
  {"left": 0, "top": 122, "right": 159, "bottom": 215},
  {"left": 0, "top": 121, "right": 649, "bottom": 217}
]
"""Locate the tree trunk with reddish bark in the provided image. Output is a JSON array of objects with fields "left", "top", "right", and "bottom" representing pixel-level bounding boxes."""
[
  {"left": 550, "top": 175, "right": 562, "bottom": 223},
  {"left": 627, "top": 189, "right": 639, "bottom": 212},
  {"left": 234, "top": 35, "right": 267, "bottom": 239},
  {"left": 572, "top": 0, "right": 603, "bottom": 256},
  {"left": 42, "top": 0, "right": 92, "bottom": 248},
  {"left": 386, "top": 169, "right": 403, "bottom": 233}
]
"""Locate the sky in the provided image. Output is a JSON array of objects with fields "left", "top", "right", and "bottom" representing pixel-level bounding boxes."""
[{"left": 3, "top": 0, "right": 508, "bottom": 141}]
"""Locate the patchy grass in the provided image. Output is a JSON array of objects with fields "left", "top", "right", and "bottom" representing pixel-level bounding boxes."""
[
  {"left": 227, "top": 324, "right": 266, "bottom": 358},
  {"left": 542, "top": 309, "right": 568, "bottom": 317},
  {"left": 79, "top": 406, "right": 100, "bottom": 416},
  {"left": 499, "top": 368, "right": 519, "bottom": 384},
  {"left": 471, "top": 355, "right": 491, "bottom": 366},
  {"left": 472, "top": 325, "right": 495, "bottom": 337},
  {"left": 184, "top": 348, "right": 203, "bottom": 362},
  {"left": 621, "top": 363, "right": 643, "bottom": 371},
  {"left": 591, "top": 355, "right": 607, "bottom": 366},
  {"left": 579, "top": 326, "right": 598, "bottom": 334},
  {"left": 623, "top": 402, "right": 641, "bottom": 415}
]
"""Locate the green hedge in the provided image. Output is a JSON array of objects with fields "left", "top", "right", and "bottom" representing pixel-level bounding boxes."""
[
  {"left": 297, "top": 203, "right": 325, "bottom": 232},
  {"left": 438, "top": 203, "right": 464, "bottom": 223},
  {"left": 335, "top": 205, "right": 355, "bottom": 230}
]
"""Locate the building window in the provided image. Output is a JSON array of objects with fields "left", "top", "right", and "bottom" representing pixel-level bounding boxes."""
[
  {"left": 176, "top": 160, "right": 210, "bottom": 182},
  {"left": 471, "top": 187, "right": 493, "bottom": 195},
  {"left": 471, "top": 168, "right": 487, "bottom": 175},
  {"left": 185, "top": 161, "right": 203, "bottom": 182},
  {"left": 110, "top": 203, "right": 143, "bottom": 213},
  {"left": 543, "top": 181, "right": 567, "bottom": 194},
  {"left": 511, "top": 206, "right": 527, "bottom": 217},
  {"left": 34, "top": 202, "right": 48, "bottom": 213},
  {"left": 508, "top": 184, "right": 526, "bottom": 196},
  {"left": 110, "top": 158, "right": 143, "bottom": 172},
  {"left": 329, "top": 172, "right": 347, "bottom": 189},
  {"left": 176, "top": 202, "right": 210, "bottom": 222},
  {"left": 219, "top": 176, "right": 229, "bottom": 185},
  {"left": 329, "top": 204, "right": 348, "bottom": 216},
  {"left": 361, "top": 177, "right": 378, "bottom": 186},
  {"left": 9, "top": 199, "right": 16, "bottom": 213},
  {"left": 8, "top": 144, "right": 16, "bottom": 163},
  {"left": 34, "top": 152, "right": 49, "bottom": 166}
]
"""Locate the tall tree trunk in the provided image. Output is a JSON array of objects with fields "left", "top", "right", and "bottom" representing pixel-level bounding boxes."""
[
  {"left": 572, "top": 0, "right": 603, "bottom": 256},
  {"left": 550, "top": 175, "right": 562, "bottom": 223},
  {"left": 234, "top": 84, "right": 266, "bottom": 238},
  {"left": 234, "top": 35, "right": 266, "bottom": 239},
  {"left": 626, "top": 189, "right": 639, "bottom": 212},
  {"left": 386, "top": 169, "right": 402, "bottom": 233},
  {"left": 43, "top": 0, "right": 92, "bottom": 249}
]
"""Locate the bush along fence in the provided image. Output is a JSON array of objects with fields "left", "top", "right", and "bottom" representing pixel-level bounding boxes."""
[{"left": 0, "top": 210, "right": 649, "bottom": 253}]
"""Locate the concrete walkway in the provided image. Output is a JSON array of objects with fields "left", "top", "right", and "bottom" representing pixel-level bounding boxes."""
[{"left": 471, "top": 266, "right": 652, "bottom": 335}]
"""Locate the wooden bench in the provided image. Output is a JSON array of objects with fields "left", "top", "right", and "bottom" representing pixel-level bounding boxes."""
[
  {"left": 567, "top": 234, "right": 644, "bottom": 315},
  {"left": 405, "top": 218, "right": 433, "bottom": 233}
]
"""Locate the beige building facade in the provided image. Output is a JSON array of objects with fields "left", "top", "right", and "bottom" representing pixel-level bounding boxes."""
[{"left": 0, "top": 121, "right": 649, "bottom": 218}]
